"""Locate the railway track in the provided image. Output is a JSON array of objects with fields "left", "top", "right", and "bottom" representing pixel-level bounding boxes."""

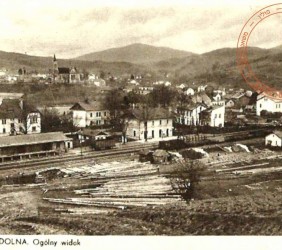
[{"left": 0, "top": 142, "right": 158, "bottom": 171}]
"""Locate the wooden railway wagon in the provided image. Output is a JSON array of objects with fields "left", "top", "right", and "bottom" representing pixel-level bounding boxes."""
[
  {"left": 159, "top": 128, "right": 272, "bottom": 150},
  {"left": 91, "top": 138, "right": 116, "bottom": 150}
]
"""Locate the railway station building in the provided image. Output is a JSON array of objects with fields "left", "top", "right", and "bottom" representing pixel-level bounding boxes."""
[{"left": 0, "top": 132, "right": 73, "bottom": 162}]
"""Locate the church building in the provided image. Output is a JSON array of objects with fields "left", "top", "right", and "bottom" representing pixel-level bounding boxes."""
[{"left": 53, "top": 55, "right": 82, "bottom": 84}]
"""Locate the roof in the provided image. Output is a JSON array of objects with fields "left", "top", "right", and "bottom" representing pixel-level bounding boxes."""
[
  {"left": 70, "top": 101, "right": 106, "bottom": 111},
  {"left": 271, "top": 130, "right": 282, "bottom": 138},
  {"left": 257, "top": 92, "right": 282, "bottom": 103},
  {"left": 123, "top": 107, "right": 174, "bottom": 121},
  {"left": 153, "top": 149, "right": 169, "bottom": 157},
  {"left": 178, "top": 103, "right": 206, "bottom": 111},
  {"left": 192, "top": 93, "right": 212, "bottom": 105},
  {"left": 0, "top": 132, "right": 72, "bottom": 148},
  {"left": 0, "top": 93, "right": 24, "bottom": 99},
  {"left": 201, "top": 105, "right": 224, "bottom": 113},
  {"left": 0, "top": 99, "right": 23, "bottom": 119},
  {"left": 81, "top": 129, "right": 109, "bottom": 137},
  {"left": 58, "top": 67, "right": 70, "bottom": 74}
]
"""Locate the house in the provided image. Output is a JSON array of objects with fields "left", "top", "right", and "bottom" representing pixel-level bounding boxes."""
[
  {"left": 70, "top": 101, "right": 110, "bottom": 128},
  {"left": 89, "top": 78, "right": 106, "bottom": 87},
  {"left": 225, "top": 99, "right": 235, "bottom": 108},
  {"left": 197, "top": 85, "right": 207, "bottom": 92},
  {"left": 177, "top": 83, "right": 187, "bottom": 89},
  {"left": 256, "top": 92, "right": 282, "bottom": 116},
  {"left": 191, "top": 92, "right": 212, "bottom": 107},
  {"left": 78, "top": 128, "right": 109, "bottom": 143},
  {"left": 0, "top": 132, "right": 73, "bottom": 162},
  {"left": 0, "top": 99, "right": 41, "bottom": 136},
  {"left": 211, "top": 92, "right": 225, "bottom": 106},
  {"left": 265, "top": 131, "right": 282, "bottom": 147},
  {"left": 153, "top": 81, "right": 172, "bottom": 86},
  {"left": 200, "top": 105, "right": 225, "bottom": 127},
  {"left": 122, "top": 107, "right": 174, "bottom": 141},
  {"left": 176, "top": 103, "right": 207, "bottom": 126},
  {"left": 137, "top": 86, "right": 154, "bottom": 95},
  {"left": 129, "top": 80, "right": 140, "bottom": 86},
  {"left": 183, "top": 87, "right": 195, "bottom": 96}
]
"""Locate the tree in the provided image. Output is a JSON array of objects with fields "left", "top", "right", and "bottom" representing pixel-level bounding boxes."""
[
  {"left": 170, "top": 160, "right": 206, "bottom": 202},
  {"left": 148, "top": 85, "right": 176, "bottom": 108},
  {"left": 103, "top": 89, "right": 127, "bottom": 128},
  {"left": 100, "top": 70, "right": 105, "bottom": 79},
  {"left": 40, "top": 108, "right": 62, "bottom": 132}
]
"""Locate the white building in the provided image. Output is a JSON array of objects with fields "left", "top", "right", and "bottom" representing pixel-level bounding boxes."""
[
  {"left": 201, "top": 105, "right": 225, "bottom": 127},
  {"left": 176, "top": 103, "right": 207, "bottom": 126},
  {"left": 153, "top": 81, "right": 172, "bottom": 86},
  {"left": 198, "top": 85, "right": 207, "bottom": 92},
  {"left": 265, "top": 131, "right": 282, "bottom": 147},
  {"left": 137, "top": 86, "right": 154, "bottom": 95},
  {"left": 183, "top": 87, "right": 195, "bottom": 96},
  {"left": 256, "top": 92, "right": 282, "bottom": 116},
  {"left": 177, "top": 83, "right": 187, "bottom": 89},
  {"left": 0, "top": 99, "right": 41, "bottom": 136},
  {"left": 122, "top": 108, "right": 174, "bottom": 141},
  {"left": 70, "top": 101, "right": 110, "bottom": 128}
]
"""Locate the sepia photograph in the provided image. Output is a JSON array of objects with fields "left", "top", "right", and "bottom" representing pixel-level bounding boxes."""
[{"left": 0, "top": 0, "right": 281, "bottom": 248}]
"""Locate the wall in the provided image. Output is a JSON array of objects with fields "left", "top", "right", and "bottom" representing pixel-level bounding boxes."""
[
  {"left": 73, "top": 110, "right": 110, "bottom": 128},
  {"left": 265, "top": 134, "right": 282, "bottom": 147},
  {"left": 26, "top": 112, "right": 41, "bottom": 134},
  {"left": 210, "top": 106, "right": 225, "bottom": 127},
  {"left": 126, "top": 118, "right": 173, "bottom": 140},
  {"left": 256, "top": 96, "right": 282, "bottom": 116}
]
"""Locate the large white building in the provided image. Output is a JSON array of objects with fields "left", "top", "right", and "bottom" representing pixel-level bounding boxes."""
[
  {"left": 122, "top": 107, "right": 174, "bottom": 141},
  {"left": 70, "top": 101, "right": 110, "bottom": 128},
  {"left": 201, "top": 105, "right": 225, "bottom": 127},
  {"left": 176, "top": 103, "right": 207, "bottom": 126},
  {"left": 256, "top": 92, "right": 282, "bottom": 116},
  {"left": 0, "top": 99, "right": 41, "bottom": 136},
  {"left": 265, "top": 131, "right": 282, "bottom": 147}
]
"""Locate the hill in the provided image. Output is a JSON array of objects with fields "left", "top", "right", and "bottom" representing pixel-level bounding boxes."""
[
  {"left": 0, "top": 50, "right": 150, "bottom": 76},
  {"left": 1, "top": 44, "right": 282, "bottom": 91},
  {"left": 75, "top": 43, "right": 194, "bottom": 64}
]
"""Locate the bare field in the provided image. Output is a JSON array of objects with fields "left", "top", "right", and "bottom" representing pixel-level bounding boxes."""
[{"left": 0, "top": 151, "right": 281, "bottom": 235}]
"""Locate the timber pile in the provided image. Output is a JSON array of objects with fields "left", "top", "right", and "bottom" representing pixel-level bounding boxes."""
[{"left": 44, "top": 161, "right": 184, "bottom": 213}]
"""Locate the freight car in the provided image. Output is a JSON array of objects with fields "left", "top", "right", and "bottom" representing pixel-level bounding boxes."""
[{"left": 91, "top": 138, "right": 116, "bottom": 150}]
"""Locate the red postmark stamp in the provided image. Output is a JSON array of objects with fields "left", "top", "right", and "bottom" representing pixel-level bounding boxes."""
[{"left": 236, "top": 3, "right": 282, "bottom": 100}]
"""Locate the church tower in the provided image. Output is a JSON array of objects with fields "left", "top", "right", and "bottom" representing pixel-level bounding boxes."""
[{"left": 53, "top": 54, "right": 59, "bottom": 74}]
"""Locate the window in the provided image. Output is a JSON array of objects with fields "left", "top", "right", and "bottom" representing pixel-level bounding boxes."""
[
  {"left": 152, "top": 121, "right": 154, "bottom": 126},
  {"left": 167, "top": 119, "right": 169, "bottom": 124},
  {"left": 2, "top": 128, "right": 6, "bottom": 133},
  {"left": 219, "top": 114, "right": 221, "bottom": 118},
  {"left": 133, "top": 130, "right": 136, "bottom": 137},
  {"left": 90, "top": 113, "right": 93, "bottom": 118},
  {"left": 18, "top": 119, "right": 23, "bottom": 124},
  {"left": 160, "top": 120, "right": 162, "bottom": 125},
  {"left": 104, "top": 112, "right": 107, "bottom": 116},
  {"left": 215, "top": 114, "right": 217, "bottom": 119},
  {"left": 31, "top": 116, "right": 38, "bottom": 124},
  {"left": 96, "top": 112, "right": 101, "bottom": 117},
  {"left": 260, "top": 104, "right": 262, "bottom": 108},
  {"left": 32, "top": 126, "right": 36, "bottom": 132},
  {"left": 2, "top": 119, "right": 6, "bottom": 125}
]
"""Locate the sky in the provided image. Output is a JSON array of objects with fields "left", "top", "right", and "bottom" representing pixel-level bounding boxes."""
[{"left": 0, "top": 0, "right": 281, "bottom": 58}]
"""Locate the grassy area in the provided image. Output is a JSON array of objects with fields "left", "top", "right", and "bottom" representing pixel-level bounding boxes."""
[{"left": 0, "top": 83, "right": 102, "bottom": 106}]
